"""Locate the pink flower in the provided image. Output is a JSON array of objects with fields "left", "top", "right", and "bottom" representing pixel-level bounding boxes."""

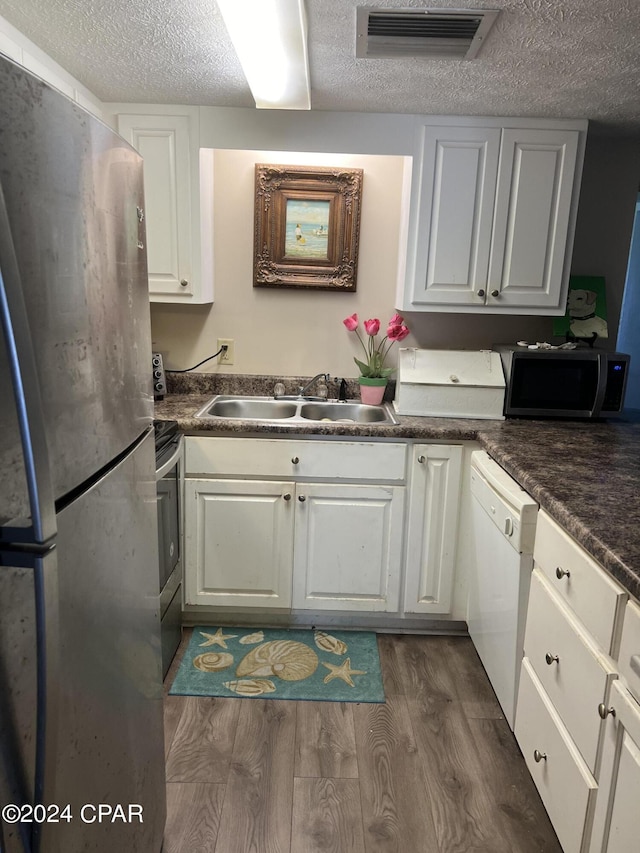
[
  {"left": 343, "top": 313, "right": 359, "bottom": 331},
  {"left": 364, "top": 318, "right": 380, "bottom": 336},
  {"left": 387, "top": 323, "right": 410, "bottom": 342},
  {"left": 342, "top": 309, "right": 409, "bottom": 379}
]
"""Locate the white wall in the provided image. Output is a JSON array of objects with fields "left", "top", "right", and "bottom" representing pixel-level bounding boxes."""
[{"left": 151, "top": 147, "right": 418, "bottom": 377}]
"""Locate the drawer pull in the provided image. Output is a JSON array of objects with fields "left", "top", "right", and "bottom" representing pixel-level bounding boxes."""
[
  {"left": 180, "top": 279, "right": 189, "bottom": 287},
  {"left": 291, "top": 457, "right": 300, "bottom": 465},
  {"left": 598, "top": 703, "right": 616, "bottom": 720},
  {"left": 545, "top": 653, "right": 560, "bottom": 665},
  {"left": 555, "top": 566, "right": 571, "bottom": 580},
  {"left": 298, "top": 495, "right": 306, "bottom": 502},
  {"left": 533, "top": 749, "right": 547, "bottom": 763},
  {"left": 283, "top": 493, "right": 291, "bottom": 501},
  {"left": 417, "top": 455, "right": 426, "bottom": 464},
  {"left": 477, "top": 289, "right": 485, "bottom": 298}
]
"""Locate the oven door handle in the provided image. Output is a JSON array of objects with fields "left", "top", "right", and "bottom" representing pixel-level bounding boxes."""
[{"left": 156, "top": 435, "right": 183, "bottom": 480}]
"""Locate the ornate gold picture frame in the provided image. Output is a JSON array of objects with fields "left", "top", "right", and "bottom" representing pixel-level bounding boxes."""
[{"left": 253, "top": 164, "right": 363, "bottom": 291}]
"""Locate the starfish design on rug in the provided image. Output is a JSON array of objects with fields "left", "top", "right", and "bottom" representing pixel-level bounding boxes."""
[
  {"left": 199, "top": 628, "right": 238, "bottom": 649},
  {"left": 321, "top": 657, "right": 366, "bottom": 687}
]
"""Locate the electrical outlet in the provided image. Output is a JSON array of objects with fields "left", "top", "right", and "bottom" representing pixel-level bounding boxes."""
[{"left": 217, "top": 338, "right": 234, "bottom": 365}]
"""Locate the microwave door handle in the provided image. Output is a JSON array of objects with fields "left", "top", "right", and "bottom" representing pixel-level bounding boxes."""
[{"left": 592, "top": 353, "right": 608, "bottom": 417}]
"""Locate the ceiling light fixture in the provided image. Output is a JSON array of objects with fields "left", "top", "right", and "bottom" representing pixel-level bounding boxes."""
[{"left": 217, "top": 0, "right": 311, "bottom": 110}]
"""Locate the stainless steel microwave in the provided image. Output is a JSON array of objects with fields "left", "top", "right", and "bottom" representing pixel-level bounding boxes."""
[{"left": 494, "top": 345, "right": 630, "bottom": 419}]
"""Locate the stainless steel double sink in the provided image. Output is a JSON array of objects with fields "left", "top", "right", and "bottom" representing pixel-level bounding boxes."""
[{"left": 195, "top": 395, "right": 398, "bottom": 425}]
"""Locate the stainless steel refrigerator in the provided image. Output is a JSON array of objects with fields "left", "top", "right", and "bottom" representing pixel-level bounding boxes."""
[{"left": 0, "top": 56, "right": 166, "bottom": 852}]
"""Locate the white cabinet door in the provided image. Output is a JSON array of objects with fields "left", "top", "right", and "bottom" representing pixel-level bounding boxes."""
[
  {"left": 516, "top": 658, "right": 597, "bottom": 853},
  {"left": 184, "top": 478, "right": 294, "bottom": 608},
  {"left": 117, "top": 111, "right": 213, "bottom": 304},
  {"left": 292, "top": 483, "right": 405, "bottom": 612},
  {"left": 487, "top": 128, "right": 579, "bottom": 310},
  {"left": 403, "top": 444, "right": 462, "bottom": 614},
  {"left": 400, "top": 119, "right": 584, "bottom": 315},
  {"left": 589, "top": 680, "right": 640, "bottom": 853},
  {"left": 411, "top": 125, "right": 501, "bottom": 307}
]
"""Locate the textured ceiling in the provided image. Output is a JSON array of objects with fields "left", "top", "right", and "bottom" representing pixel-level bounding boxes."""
[{"left": 0, "top": 0, "right": 639, "bottom": 134}]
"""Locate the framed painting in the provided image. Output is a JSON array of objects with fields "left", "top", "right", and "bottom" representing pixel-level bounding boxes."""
[{"left": 253, "top": 164, "right": 364, "bottom": 291}]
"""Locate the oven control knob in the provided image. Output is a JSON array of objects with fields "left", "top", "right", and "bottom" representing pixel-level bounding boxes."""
[{"left": 154, "top": 382, "right": 164, "bottom": 392}]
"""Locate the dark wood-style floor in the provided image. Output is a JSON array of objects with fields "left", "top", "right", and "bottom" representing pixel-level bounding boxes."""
[{"left": 163, "top": 630, "right": 562, "bottom": 853}]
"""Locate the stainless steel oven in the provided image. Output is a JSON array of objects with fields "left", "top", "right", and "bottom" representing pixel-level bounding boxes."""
[{"left": 154, "top": 420, "right": 183, "bottom": 677}]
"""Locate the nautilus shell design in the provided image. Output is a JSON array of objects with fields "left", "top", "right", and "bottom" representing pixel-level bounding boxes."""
[
  {"left": 236, "top": 640, "right": 319, "bottom": 682},
  {"left": 223, "top": 679, "right": 276, "bottom": 696},
  {"left": 239, "top": 631, "right": 265, "bottom": 645},
  {"left": 193, "top": 652, "right": 234, "bottom": 672},
  {"left": 314, "top": 631, "right": 348, "bottom": 655}
]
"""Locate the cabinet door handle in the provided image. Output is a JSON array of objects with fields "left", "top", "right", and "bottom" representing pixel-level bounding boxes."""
[
  {"left": 598, "top": 703, "right": 616, "bottom": 720},
  {"left": 283, "top": 493, "right": 292, "bottom": 501},
  {"left": 555, "top": 566, "right": 571, "bottom": 580},
  {"left": 491, "top": 289, "right": 500, "bottom": 298},
  {"left": 180, "top": 279, "right": 189, "bottom": 287},
  {"left": 291, "top": 457, "right": 300, "bottom": 465},
  {"left": 417, "top": 455, "right": 425, "bottom": 464},
  {"left": 545, "top": 653, "right": 559, "bottom": 665},
  {"left": 477, "top": 289, "right": 485, "bottom": 298},
  {"left": 533, "top": 749, "right": 547, "bottom": 763},
  {"left": 298, "top": 495, "right": 306, "bottom": 502}
]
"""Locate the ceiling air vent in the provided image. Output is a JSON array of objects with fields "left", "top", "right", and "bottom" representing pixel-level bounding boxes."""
[{"left": 356, "top": 7, "right": 500, "bottom": 60}]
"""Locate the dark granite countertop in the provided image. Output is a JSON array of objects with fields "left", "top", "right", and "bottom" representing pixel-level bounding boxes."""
[{"left": 155, "top": 377, "right": 640, "bottom": 602}]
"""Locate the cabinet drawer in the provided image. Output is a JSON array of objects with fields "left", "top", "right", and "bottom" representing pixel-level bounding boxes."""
[
  {"left": 533, "top": 511, "right": 627, "bottom": 653},
  {"left": 618, "top": 598, "right": 640, "bottom": 704},
  {"left": 185, "top": 437, "right": 407, "bottom": 482},
  {"left": 515, "top": 658, "right": 597, "bottom": 853},
  {"left": 524, "top": 570, "right": 616, "bottom": 774}
]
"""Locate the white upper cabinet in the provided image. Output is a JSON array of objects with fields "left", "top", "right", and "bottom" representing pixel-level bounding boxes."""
[
  {"left": 117, "top": 108, "right": 214, "bottom": 304},
  {"left": 398, "top": 118, "right": 586, "bottom": 314}
]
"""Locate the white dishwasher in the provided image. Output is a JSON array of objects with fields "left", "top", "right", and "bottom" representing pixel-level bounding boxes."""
[{"left": 468, "top": 450, "right": 538, "bottom": 729}]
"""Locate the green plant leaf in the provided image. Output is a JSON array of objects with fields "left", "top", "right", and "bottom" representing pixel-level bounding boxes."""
[
  {"left": 353, "top": 357, "right": 371, "bottom": 377},
  {"left": 379, "top": 367, "right": 395, "bottom": 378}
]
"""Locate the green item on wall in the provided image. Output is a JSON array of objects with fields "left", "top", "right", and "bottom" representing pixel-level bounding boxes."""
[{"left": 553, "top": 276, "right": 609, "bottom": 340}]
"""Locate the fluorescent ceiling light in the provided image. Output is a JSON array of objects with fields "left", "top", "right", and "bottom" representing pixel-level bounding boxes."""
[{"left": 217, "top": 0, "right": 311, "bottom": 110}]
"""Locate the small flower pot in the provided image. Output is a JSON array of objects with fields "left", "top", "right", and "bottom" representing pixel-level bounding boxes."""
[{"left": 358, "top": 376, "right": 388, "bottom": 405}]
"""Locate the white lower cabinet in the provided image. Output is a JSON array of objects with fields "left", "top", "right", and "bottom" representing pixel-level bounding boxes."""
[
  {"left": 185, "top": 478, "right": 294, "bottom": 608},
  {"left": 589, "top": 680, "right": 640, "bottom": 853},
  {"left": 403, "top": 444, "right": 462, "bottom": 613},
  {"left": 292, "top": 482, "right": 405, "bottom": 612},
  {"left": 516, "top": 658, "right": 597, "bottom": 853},
  {"left": 515, "top": 511, "right": 633, "bottom": 853},
  {"left": 183, "top": 436, "right": 463, "bottom": 618}
]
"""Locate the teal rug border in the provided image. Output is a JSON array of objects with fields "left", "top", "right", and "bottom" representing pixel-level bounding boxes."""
[{"left": 169, "top": 627, "right": 385, "bottom": 704}]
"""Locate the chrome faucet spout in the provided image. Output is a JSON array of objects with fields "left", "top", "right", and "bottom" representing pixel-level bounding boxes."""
[{"left": 298, "top": 373, "right": 330, "bottom": 396}]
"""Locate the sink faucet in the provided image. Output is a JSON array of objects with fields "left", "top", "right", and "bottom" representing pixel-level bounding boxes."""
[{"left": 298, "top": 373, "right": 330, "bottom": 397}]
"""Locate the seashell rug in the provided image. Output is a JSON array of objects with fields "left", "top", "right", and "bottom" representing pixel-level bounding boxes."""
[{"left": 169, "top": 627, "right": 385, "bottom": 703}]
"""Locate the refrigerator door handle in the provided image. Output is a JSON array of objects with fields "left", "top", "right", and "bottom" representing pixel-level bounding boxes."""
[
  {"left": 0, "top": 544, "right": 59, "bottom": 853},
  {"left": 0, "top": 186, "right": 59, "bottom": 851},
  {"left": 30, "top": 545, "right": 59, "bottom": 853},
  {"left": 0, "top": 182, "right": 56, "bottom": 546}
]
